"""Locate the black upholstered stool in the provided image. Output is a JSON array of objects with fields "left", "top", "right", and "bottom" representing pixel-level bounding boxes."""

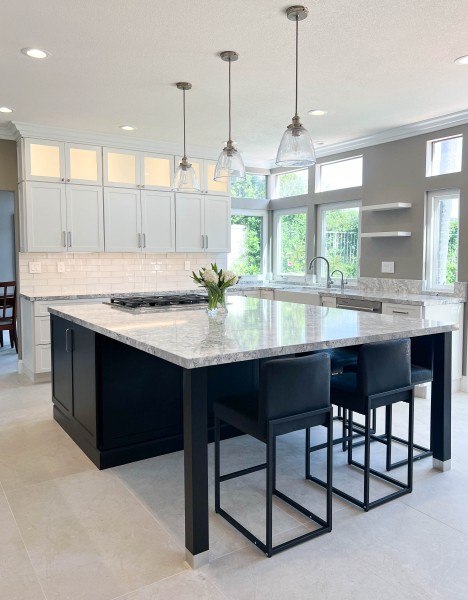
[
  {"left": 309, "top": 339, "right": 415, "bottom": 511},
  {"left": 214, "top": 353, "right": 333, "bottom": 557}
]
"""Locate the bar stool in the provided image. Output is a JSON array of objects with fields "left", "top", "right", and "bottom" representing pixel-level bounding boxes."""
[
  {"left": 214, "top": 353, "right": 333, "bottom": 557},
  {"left": 309, "top": 339, "right": 414, "bottom": 511}
]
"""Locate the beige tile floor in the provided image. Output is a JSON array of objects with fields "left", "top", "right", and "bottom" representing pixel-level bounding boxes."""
[{"left": 1, "top": 344, "right": 468, "bottom": 600}]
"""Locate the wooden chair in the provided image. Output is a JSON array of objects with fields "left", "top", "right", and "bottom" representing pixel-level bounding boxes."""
[{"left": 0, "top": 281, "right": 17, "bottom": 352}]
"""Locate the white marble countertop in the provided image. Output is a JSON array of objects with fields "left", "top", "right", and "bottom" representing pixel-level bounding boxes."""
[
  {"left": 48, "top": 296, "right": 456, "bottom": 369},
  {"left": 21, "top": 285, "right": 463, "bottom": 306}
]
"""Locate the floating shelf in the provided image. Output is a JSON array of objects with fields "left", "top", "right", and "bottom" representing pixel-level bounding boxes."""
[
  {"left": 360, "top": 231, "right": 412, "bottom": 238},
  {"left": 361, "top": 202, "right": 412, "bottom": 212}
]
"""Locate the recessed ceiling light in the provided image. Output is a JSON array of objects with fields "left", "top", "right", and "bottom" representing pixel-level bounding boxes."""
[
  {"left": 120, "top": 125, "right": 135, "bottom": 131},
  {"left": 308, "top": 109, "right": 328, "bottom": 116},
  {"left": 454, "top": 55, "right": 468, "bottom": 65},
  {"left": 0, "top": 106, "right": 14, "bottom": 113},
  {"left": 21, "top": 47, "right": 51, "bottom": 59}
]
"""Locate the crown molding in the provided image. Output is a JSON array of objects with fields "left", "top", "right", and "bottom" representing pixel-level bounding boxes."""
[
  {"left": 314, "top": 109, "right": 468, "bottom": 160},
  {"left": 0, "top": 121, "right": 19, "bottom": 141},
  {"left": 9, "top": 121, "right": 271, "bottom": 169}
]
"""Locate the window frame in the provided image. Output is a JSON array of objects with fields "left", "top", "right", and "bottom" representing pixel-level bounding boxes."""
[
  {"left": 315, "top": 155, "right": 363, "bottom": 193},
  {"left": 425, "top": 134, "right": 463, "bottom": 177},
  {"left": 315, "top": 200, "right": 362, "bottom": 284},
  {"left": 273, "top": 207, "right": 308, "bottom": 281},
  {"left": 274, "top": 168, "right": 309, "bottom": 199},
  {"left": 228, "top": 208, "right": 268, "bottom": 281},
  {"left": 424, "top": 188, "right": 460, "bottom": 291}
]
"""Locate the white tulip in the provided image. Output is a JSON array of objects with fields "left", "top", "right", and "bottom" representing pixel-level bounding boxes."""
[{"left": 203, "top": 269, "right": 218, "bottom": 284}]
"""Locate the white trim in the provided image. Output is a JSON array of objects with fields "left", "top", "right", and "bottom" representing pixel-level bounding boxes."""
[
  {"left": 229, "top": 208, "right": 268, "bottom": 279},
  {"left": 315, "top": 155, "right": 363, "bottom": 193},
  {"left": 9, "top": 121, "right": 271, "bottom": 169},
  {"left": 0, "top": 122, "right": 18, "bottom": 140},
  {"left": 461, "top": 376, "right": 468, "bottom": 393},
  {"left": 425, "top": 133, "right": 463, "bottom": 177}
]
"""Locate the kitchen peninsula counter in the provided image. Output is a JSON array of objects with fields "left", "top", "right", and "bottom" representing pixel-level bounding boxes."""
[{"left": 49, "top": 296, "right": 455, "bottom": 568}]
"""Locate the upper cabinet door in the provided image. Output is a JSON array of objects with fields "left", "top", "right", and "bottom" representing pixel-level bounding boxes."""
[
  {"left": 141, "top": 190, "right": 175, "bottom": 252},
  {"left": 205, "top": 159, "right": 230, "bottom": 196},
  {"left": 66, "top": 185, "right": 104, "bottom": 252},
  {"left": 25, "top": 182, "right": 67, "bottom": 252},
  {"left": 141, "top": 152, "right": 174, "bottom": 190},
  {"left": 104, "top": 188, "right": 142, "bottom": 252},
  {"left": 103, "top": 148, "right": 140, "bottom": 188},
  {"left": 204, "top": 195, "right": 231, "bottom": 253},
  {"left": 175, "top": 194, "right": 204, "bottom": 252},
  {"left": 65, "top": 143, "right": 102, "bottom": 185},
  {"left": 24, "top": 139, "right": 65, "bottom": 183}
]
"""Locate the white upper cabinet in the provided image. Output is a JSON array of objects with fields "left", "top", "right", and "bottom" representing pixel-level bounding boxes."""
[
  {"left": 141, "top": 190, "right": 175, "bottom": 252},
  {"left": 104, "top": 148, "right": 174, "bottom": 190},
  {"left": 22, "top": 139, "right": 102, "bottom": 185},
  {"left": 104, "top": 188, "right": 142, "bottom": 252},
  {"left": 22, "top": 182, "right": 104, "bottom": 252},
  {"left": 175, "top": 194, "right": 230, "bottom": 253},
  {"left": 176, "top": 156, "right": 229, "bottom": 196},
  {"left": 66, "top": 185, "right": 104, "bottom": 251}
]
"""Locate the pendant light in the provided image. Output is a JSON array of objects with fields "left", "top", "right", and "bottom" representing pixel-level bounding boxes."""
[
  {"left": 214, "top": 51, "right": 246, "bottom": 182},
  {"left": 173, "top": 82, "right": 200, "bottom": 192},
  {"left": 276, "top": 5, "right": 316, "bottom": 167}
]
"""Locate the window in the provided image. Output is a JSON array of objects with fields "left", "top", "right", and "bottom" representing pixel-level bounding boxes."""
[
  {"left": 426, "top": 135, "right": 462, "bottom": 177},
  {"left": 274, "top": 209, "right": 307, "bottom": 276},
  {"left": 228, "top": 210, "right": 267, "bottom": 278},
  {"left": 315, "top": 156, "right": 363, "bottom": 192},
  {"left": 425, "top": 190, "right": 459, "bottom": 289},
  {"left": 231, "top": 173, "right": 267, "bottom": 199},
  {"left": 316, "top": 202, "right": 360, "bottom": 280},
  {"left": 276, "top": 169, "right": 308, "bottom": 198}
]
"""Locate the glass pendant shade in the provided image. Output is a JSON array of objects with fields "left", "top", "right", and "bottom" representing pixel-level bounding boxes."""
[
  {"left": 276, "top": 121, "right": 316, "bottom": 167},
  {"left": 173, "top": 159, "right": 200, "bottom": 192},
  {"left": 214, "top": 143, "right": 246, "bottom": 181}
]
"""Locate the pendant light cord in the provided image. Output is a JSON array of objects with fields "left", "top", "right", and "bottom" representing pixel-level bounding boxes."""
[
  {"left": 295, "top": 15, "right": 298, "bottom": 118},
  {"left": 182, "top": 88, "right": 187, "bottom": 159},
  {"left": 228, "top": 57, "right": 232, "bottom": 143}
]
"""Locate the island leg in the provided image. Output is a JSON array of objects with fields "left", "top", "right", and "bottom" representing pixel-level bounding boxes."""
[
  {"left": 183, "top": 367, "right": 210, "bottom": 568},
  {"left": 431, "top": 332, "right": 452, "bottom": 471}
]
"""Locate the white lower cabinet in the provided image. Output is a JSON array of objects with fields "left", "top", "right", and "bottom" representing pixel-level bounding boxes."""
[
  {"left": 20, "top": 297, "right": 110, "bottom": 382},
  {"left": 175, "top": 194, "right": 230, "bottom": 253},
  {"left": 381, "top": 302, "right": 422, "bottom": 318},
  {"left": 22, "top": 181, "right": 104, "bottom": 252},
  {"left": 274, "top": 290, "right": 321, "bottom": 305},
  {"left": 260, "top": 290, "right": 275, "bottom": 300},
  {"left": 104, "top": 188, "right": 175, "bottom": 252},
  {"left": 321, "top": 296, "right": 337, "bottom": 308}
]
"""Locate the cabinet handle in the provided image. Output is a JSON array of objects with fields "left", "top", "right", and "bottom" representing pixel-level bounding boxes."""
[
  {"left": 62, "top": 231, "right": 67, "bottom": 247},
  {"left": 66, "top": 178, "right": 70, "bottom": 182},
  {"left": 137, "top": 233, "right": 141, "bottom": 248},
  {"left": 65, "top": 328, "right": 73, "bottom": 353},
  {"left": 142, "top": 233, "right": 146, "bottom": 248},
  {"left": 201, "top": 235, "right": 205, "bottom": 249},
  {"left": 205, "top": 234, "right": 208, "bottom": 249},
  {"left": 61, "top": 178, "right": 65, "bottom": 182},
  {"left": 141, "top": 185, "right": 145, "bottom": 189},
  {"left": 67, "top": 231, "right": 71, "bottom": 247},
  {"left": 393, "top": 310, "right": 409, "bottom": 315},
  {"left": 137, "top": 184, "right": 140, "bottom": 188}
]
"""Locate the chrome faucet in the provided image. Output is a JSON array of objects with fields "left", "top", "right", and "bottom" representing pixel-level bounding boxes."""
[
  {"left": 331, "top": 269, "right": 347, "bottom": 290},
  {"left": 308, "top": 256, "right": 333, "bottom": 288}
]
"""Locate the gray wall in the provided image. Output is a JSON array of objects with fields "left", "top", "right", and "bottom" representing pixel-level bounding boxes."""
[{"left": 0, "top": 191, "right": 15, "bottom": 280}]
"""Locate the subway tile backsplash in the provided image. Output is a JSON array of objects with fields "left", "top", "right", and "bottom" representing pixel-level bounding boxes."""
[{"left": 19, "top": 252, "right": 227, "bottom": 296}]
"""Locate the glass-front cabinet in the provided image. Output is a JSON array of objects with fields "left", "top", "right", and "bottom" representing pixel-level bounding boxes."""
[
  {"left": 103, "top": 148, "right": 174, "bottom": 190},
  {"left": 21, "top": 138, "right": 102, "bottom": 185},
  {"left": 176, "top": 156, "right": 229, "bottom": 195}
]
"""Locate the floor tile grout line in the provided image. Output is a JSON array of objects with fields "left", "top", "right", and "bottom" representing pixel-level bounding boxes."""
[
  {"left": 0, "top": 479, "right": 49, "bottom": 600},
  {"left": 1, "top": 463, "right": 97, "bottom": 496},
  {"left": 399, "top": 497, "right": 468, "bottom": 539}
]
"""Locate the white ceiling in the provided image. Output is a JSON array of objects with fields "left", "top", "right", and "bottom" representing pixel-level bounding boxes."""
[{"left": 2, "top": 0, "right": 468, "bottom": 162}]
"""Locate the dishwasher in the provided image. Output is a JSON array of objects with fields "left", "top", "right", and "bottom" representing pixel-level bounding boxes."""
[{"left": 335, "top": 297, "right": 382, "bottom": 313}]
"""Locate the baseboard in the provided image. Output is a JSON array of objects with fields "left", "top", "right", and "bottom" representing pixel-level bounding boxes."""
[
  {"left": 461, "top": 376, "right": 468, "bottom": 393},
  {"left": 17, "top": 359, "right": 24, "bottom": 374},
  {"left": 22, "top": 363, "right": 51, "bottom": 384},
  {"left": 452, "top": 378, "right": 462, "bottom": 393}
]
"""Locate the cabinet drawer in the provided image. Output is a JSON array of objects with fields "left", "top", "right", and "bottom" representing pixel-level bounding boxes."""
[
  {"left": 321, "top": 296, "right": 337, "bottom": 308},
  {"left": 381, "top": 303, "right": 422, "bottom": 318},
  {"left": 35, "top": 344, "right": 51, "bottom": 372},
  {"left": 260, "top": 290, "right": 275, "bottom": 300},
  {"left": 35, "top": 316, "right": 51, "bottom": 344}
]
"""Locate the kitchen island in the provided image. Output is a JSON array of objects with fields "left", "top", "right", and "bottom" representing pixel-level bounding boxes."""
[{"left": 49, "top": 296, "right": 455, "bottom": 567}]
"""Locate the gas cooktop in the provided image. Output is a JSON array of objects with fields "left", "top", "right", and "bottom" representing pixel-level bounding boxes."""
[{"left": 107, "top": 294, "right": 209, "bottom": 313}]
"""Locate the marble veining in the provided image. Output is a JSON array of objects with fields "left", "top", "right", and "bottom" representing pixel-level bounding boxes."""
[{"left": 49, "top": 296, "right": 456, "bottom": 370}]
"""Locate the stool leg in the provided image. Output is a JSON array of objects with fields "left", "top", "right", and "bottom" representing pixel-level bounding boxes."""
[
  {"left": 408, "top": 393, "right": 414, "bottom": 491},
  {"left": 305, "top": 427, "right": 311, "bottom": 479},
  {"left": 342, "top": 409, "right": 348, "bottom": 451},
  {"left": 364, "top": 410, "right": 371, "bottom": 511},
  {"left": 327, "top": 413, "right": 333, "bottom": 529},
  {"left": 214, "top": 416, "right": 221, "bottom": 513},
  {"left": 266, "top": 431, "right": 275, "bottom": 557},
  {"left": 371, "top": 408, "right": 377, "bottom": 433},
  {"left": 385, "top": 405, "right": 392, "bottom": 471},
  {"left": 347, "top": 411, "right": 353, "bottom": 465}
]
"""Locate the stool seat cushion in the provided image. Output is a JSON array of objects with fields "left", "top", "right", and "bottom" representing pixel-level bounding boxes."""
[
  {"left": 214, "top": 393, "right": 262, "bottom": 440},
  {"left": 411, "top": 364, "right": 433, "bottom": 385}
]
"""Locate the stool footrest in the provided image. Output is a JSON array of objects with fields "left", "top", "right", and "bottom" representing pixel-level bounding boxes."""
[
  {"left": 219, "top": 463, "right": 266, "bottom": 483},
  {"left": 349, "top": 460, "right": 409, "bottom": 489}
]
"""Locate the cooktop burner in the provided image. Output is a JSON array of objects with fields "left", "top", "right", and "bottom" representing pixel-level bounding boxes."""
[{"left": 108, "top": 294, "right": 209, "bottom": 312}]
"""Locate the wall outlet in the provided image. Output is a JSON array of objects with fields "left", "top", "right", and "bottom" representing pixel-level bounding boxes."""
[
  {"left": 29, "top": 261, "right": 41, "bottom": 274},
  {"left": 185, "top": 260, "right": 191, "bottom": 271},
  {"left": 381, "top": 261, "right": 395, "bottom": 274},
  {"left": 57, "top": 262, "right": 65, "bottom": 273}
]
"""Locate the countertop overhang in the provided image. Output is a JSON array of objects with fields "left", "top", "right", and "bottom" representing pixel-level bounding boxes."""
[{"left": 49, "top": 296, "right": 456, "bottom": 370}]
